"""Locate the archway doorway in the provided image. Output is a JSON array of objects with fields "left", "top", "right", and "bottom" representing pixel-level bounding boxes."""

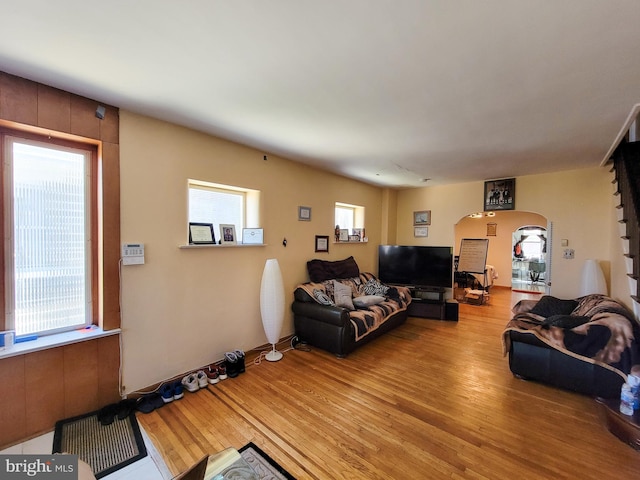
[{"left": 454, "top": 210, "right": 549, "bottom": 293}]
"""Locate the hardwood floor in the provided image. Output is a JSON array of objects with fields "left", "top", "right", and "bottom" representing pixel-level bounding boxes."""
[{"left": 138, "top": 288, "right": 640, "bottom": 479}]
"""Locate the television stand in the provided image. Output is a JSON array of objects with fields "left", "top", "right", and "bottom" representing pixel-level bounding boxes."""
[{"left": 406, "top": 287, "right": 457, "bottom": 321}]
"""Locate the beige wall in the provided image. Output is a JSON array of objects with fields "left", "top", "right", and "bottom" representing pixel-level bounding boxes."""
[
  {"left": 120, "top": 111, "right": 631, "bottom": 392},
  {"left": 454, "top": 211, "right": 547, "bottom": 288},
  {"left": 396, "top": 167, "right": 620, "bottom": 301},
  {"left": 119, "top": 111, "right": 386, "bottom": 392}
]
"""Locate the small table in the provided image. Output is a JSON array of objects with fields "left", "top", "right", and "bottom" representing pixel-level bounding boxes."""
[{"left": 595, "top": 397, "right": 640, "bottom": 450}]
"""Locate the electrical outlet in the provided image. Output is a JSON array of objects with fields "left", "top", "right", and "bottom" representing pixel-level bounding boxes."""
[{"left": 563, "top": 248, "right": 575, "bottom": 259}]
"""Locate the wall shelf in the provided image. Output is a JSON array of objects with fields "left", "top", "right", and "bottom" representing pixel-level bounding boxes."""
[{"left": 179, "top": 244, "right": 266, "bottom": 249}]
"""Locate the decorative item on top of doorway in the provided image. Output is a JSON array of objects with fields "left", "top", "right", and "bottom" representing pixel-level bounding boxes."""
[{"left": 484, "top": 178, "right": 515, "bottom": 211}]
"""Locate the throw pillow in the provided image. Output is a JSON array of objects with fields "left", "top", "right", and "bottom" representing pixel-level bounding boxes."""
[
  {"left": 313, "top": 289, "right": 335, "bottom": 306},
  {"left": 307, "top": 256, "right": 360, "bottom": 283},
  {"left": 542, "top": 314, "right": 591, "bottom": 329},
  {"left": 333, "top": 280, "right": 355, "bottom": 310},
  {"left": 353, "top": 295, "right": 386, "bottom": 308},
  {"left": 362, "top": 278, "right": 389, "bottom": 296},
  {"left": 529, "top": 296, "right": 578, "bottom": 318}
]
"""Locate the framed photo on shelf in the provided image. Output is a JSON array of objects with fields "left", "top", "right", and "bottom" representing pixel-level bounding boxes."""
[
  {"left": 298, "top": 206, "right": 312, "bottom": 221},
  {"left": 414, "top": 226, "right": 428, "bottom": 237},
  {"left": 189, "top": 222, "right": 215, "bottom": 245},
  {"left": 219, "top": 224, "right": 237, "bottom": 245},
  {"left": 315, "top": 235, "right": 329, "bottom": 253},
  {"left": 413, "top": 210, "right": 431, "bottom": 226},
  {"left": 484, "top": 178, "right": 515, "bottom": 211},
  {"left": 339, "top": 229, "right": 349, "bottom": 242},
  {"left": 352, "top": 228, "right": 363, "bottom": 240},
  {"left": 242, "top": 228, "right": 264, "bottom": 244}
]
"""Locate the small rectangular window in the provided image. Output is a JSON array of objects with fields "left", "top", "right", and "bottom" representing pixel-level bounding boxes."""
[
  {"left": 188, "top": 180, "right": 260, "bottom": 243},
  {"left": 335, "top": 202, "right": 365, "bottom": 236}
]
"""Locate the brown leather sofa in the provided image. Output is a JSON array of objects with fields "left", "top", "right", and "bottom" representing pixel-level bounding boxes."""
[
  {"left": 292, "top": 257, "right": 410, "bottom": 357},
  {"left": 504, "top": 294, "right": 638, "bottom": 399}
]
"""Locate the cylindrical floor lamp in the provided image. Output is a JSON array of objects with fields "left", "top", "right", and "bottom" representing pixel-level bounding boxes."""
[
  {"left": 579, "top": 259, "right": 608, "bottom": 296},
  {"left": 260, "top": 258, "right": 285, "bottom": 361}
]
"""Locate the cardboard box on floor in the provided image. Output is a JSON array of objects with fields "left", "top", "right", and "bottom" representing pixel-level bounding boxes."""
[{"left": 463, "top": 288, "right": 489, "bottom": 305}]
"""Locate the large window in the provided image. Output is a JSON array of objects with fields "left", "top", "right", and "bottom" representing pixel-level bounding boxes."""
[
  {"left": 3, "top": 134, "right": 96, "bottom": 336},
  {"left": 188, "top": 180, "right": 260, "bottom": 243}
]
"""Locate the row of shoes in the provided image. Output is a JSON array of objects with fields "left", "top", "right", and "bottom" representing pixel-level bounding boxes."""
[{"left": 135, "top": 349, "right": 246, "bottom": 414}]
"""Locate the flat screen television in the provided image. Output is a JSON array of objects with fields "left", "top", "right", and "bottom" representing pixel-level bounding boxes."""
[{"left": 378, "top": 245, "right": 453, "bottom": 290}]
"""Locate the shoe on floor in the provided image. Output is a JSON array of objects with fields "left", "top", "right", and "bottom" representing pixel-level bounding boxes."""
[
  {"left": 181, "top": 373, "right": 199, "bottom": 392},
  {"left": 160, "top": 383, "right": 175, "bottom": 403},
  {"left": 206, "top": 365, "right": 220, "bottom": 384},
  {"left": 218, "top": 364, "right": 228, "bottom": 380},
  {"left": 173, "top": 381, "right": 184, "bottom": 400},
  {"left": 225, "top": 352, "right": 239, "bottom": 378},
  {"left": 136, "top": 393, "right": 164, "bottom": 414},
  {"left": 234, "top": 350, "right": 246, "bottom": 374},
  {"left": 116, "top": 398, "right": 138, "bottom": 420},
  {"left": 97, "top": 403, "right": 118, "bottom": 426},
  {"left": 196, "top": 370, "right": 208, "bottom": 389}
]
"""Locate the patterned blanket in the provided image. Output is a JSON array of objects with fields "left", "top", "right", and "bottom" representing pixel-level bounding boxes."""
[
  {"left": 296, "top": 272, "right": 412, "bottom": 342},
  {"left": 502, "top": 294, "right": 640, "bottom": 379}
]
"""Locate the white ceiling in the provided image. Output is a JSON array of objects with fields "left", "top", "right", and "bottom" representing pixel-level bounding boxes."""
[{"left": 1, "top": 1, "right": 640, "bottom": 187}]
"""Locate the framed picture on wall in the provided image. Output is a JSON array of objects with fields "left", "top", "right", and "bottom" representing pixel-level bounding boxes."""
[
  {"left": 413, "top": 210, "right": 431, "bottom": 225},
  {"left": 484, "top": 178, "right": 515, "bottom": 211},
  {"left": 315, "top": 235, "right": 329, "bottom": 252},
  {"left": 298, "top": 206, "right": 311, "bottom": 221},
  {"left": 189, "top": 222, "right": 215, "bottom": 245},
  {"left": 219, "top": 224, "right": 237, "bottom": 245},
  {"left": 242, "top": 228, "right": 264, "bottom": 244},
  {"left": 414, "top": 227, "right": 428, "bottom": 237}
]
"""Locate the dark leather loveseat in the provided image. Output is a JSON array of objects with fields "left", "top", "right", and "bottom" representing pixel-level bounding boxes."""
[
  {"left": 503, "top": 294, "right": 640, "bottom": 398},
  {"left": 292, "top": 256, "right": 411, "bottom": 357}
]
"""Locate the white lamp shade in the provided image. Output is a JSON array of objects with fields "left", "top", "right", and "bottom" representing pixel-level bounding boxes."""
[
  {"left": 260, "top": 258, "right": 285, "bottom": 352},
  {"left": 579, "top": 259, "right": 607, "bottom": 296}
]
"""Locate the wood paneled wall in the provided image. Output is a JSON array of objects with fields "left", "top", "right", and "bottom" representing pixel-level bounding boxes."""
[
  {"left": 0, "top": 336, "right": 121, "bottom": 448},
  {"left": 0, "top": 71, "right": 121, "bottom": 448}
]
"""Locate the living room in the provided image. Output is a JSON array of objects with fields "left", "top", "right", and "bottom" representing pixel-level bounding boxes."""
[{"left": 1, "top": 2, "right": 640, "bottom": 477}]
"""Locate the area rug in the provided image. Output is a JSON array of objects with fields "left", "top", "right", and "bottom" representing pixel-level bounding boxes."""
[
  {"left": 238, "top": 443, "right": 296, "bottom": 480},
  {"left": 52, "top": 410, "right": 147, "bottom": 479}
]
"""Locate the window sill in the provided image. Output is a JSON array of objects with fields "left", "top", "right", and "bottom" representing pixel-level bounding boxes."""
[
  {"left": 0, "top": 327, "right": 120, "bottom": 360},
  {"left": 333, "top": 241, "right": 368, "bottom": 244},
  {"left": 178, "top": 243, "right": 266, "bottom": 249}
]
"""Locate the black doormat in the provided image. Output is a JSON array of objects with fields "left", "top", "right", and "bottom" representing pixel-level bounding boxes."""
[
  {"left": 52, "top": 410, "right": 147, "bottom": 479},
  {"left": 239, "top": 442, "right": 296, "bottom": 480}
]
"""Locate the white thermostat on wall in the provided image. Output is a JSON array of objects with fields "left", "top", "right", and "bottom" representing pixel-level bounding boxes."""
[{"left": 122, "top": 243, "right": 145, "bottom": 265}]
